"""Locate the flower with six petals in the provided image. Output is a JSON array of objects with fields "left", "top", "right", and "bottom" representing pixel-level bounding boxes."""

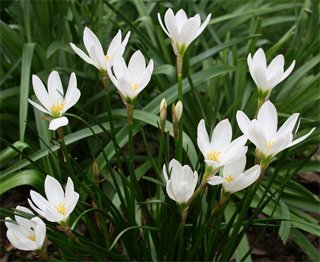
[
  {"left": 163, "top": 159, "right": 198, "bottom": 204},
  {"left": 28, "top": 71, "right": 81, "bottom": 130},
  {"left": 207, "top": 156, "right": 260, "bottom": 193},
  {"left": 236, "top": 100, "right": 315, "bottom": 166},
  {"left": 5, "top": 206, "right": 46, "bottom": 251},
  {"left": 70, "top": 27, "right": 130, "bottom": 72},
  {"left": 107, "top": 50, "right": 154, "bottom": 102},
  {"left": 247, "top": 48, "right": 295, "bottom": 99},
  {"left": 158, "top": 8, "right": 211, "bottom": 56},
  {"left": 197, "top": 119, "right": 248, "bottom": 170},
  {"left": 28, "top": 175, "right": 79, "bottom": 225}
]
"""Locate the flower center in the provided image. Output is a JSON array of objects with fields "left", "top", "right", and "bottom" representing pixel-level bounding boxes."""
[
  {"left": 267, "top": 140, "right": 275, "bottom": 149},
  {"left": 225, "top": 175, "right": 234, "bottom": 183},
  {"left": 54, "top": 202, "right": 67, "bottom": 215},
  {"left": 28, "top": 234, "right": 36, "bottom": 242},
  {"left": 51, "top": 100, "right": 65, "bottom": 118},
  {"left": 131, "top": 82, "right": 139, "bottom": 91},
  {"left": 206, "top": 150, "right": 221, "bottom": 162},
  {"left": 105, "top": 54, "right": 110, "bottom": 61}
]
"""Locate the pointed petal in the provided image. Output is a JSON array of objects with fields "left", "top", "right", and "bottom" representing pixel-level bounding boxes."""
[
  {"left": 48, "top": 117, "right": 69, "bottom": 130},
  {"left": 83, "top": 27, "right": 104, "bottom": 60},
  {"left": 44, "top": 175, "right": 64, "bottom": 205},
  {"left": 289, "top": 127, "right": 315, "bottom": 147},
  {"left": 29, "top": 191, "right": 50, "bottom": 211},
  {"left": 32, "top": 75, "right": 51, "bottom": 112},
  {"left": 28, "top": 99, "right": 50, "bottom": 114},
  {"left": 280, "top": 60, "right": 295, "bottom": 82},
  {"left": 175, "top": 9, "right": 188, "bottom": 31},
  {"left": 197, "top": 119, "right": 211, "bottom": 157},
  {"left": 211, "top": 119, "right": 232, "bottom": 151},
  {"left": 65, "top": 192, "right": 79, "bottom": 217},
  {"left": 48, "top": 71, "right": 64, "bottom": 104},
  {"left": 164, "top": 8, "right": 180, "bottom": 42},
  {"left": 163, "top": 164, "right": 169, "bottom": 182},
  {"left": 236, "top": 110, "right": 251, "bottom": 136},
  {"left": 70, "top": 43, "right": 93, "bottom": 65},
  {"left": 251, "top": 48, "right": 267, "bottom": 89},
  {"left": 107, "top": 30, "right": 121, "bottom": 56},
  {"left": 32, "top": 217, "right": 46, "bottom": 249},
  {"left": 267, "top": 54, "right": 284, "bottom": 79},
  {"left": 179, "top": 17, "right": 200, "bottom": 46},
  {"left": 62, "top": 73, "right": 81, "bottom": 112},
  {"left": 278, "top": 113, "right": 299, "bottom": 136},
  {"left": 157, "top": 13, "right": 170, "bottom": 37},
  {"left": 128, "top": 50, "right": 146, "bottom": 82},
  {"left": 195, "top": 13, "right": 211, "bottom": 38},
  {"left": 257, "top": 101, "right": 278, "bottom": 138},
  {"left": 247, "top": 120, "right": 267, "bottom": 153}
]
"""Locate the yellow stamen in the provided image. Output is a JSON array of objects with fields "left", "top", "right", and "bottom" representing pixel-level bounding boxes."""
[
  {"left": 105, "top": 54, "right": 110, "bottom": 61},
  {"left": 131, "top": 82, "right": 139, "bottom": 91},
  {"left": 51, "top": 100, "right": 65, "bottom": 118},
  {"left": 54, "top": 202, "right": 67, "bottom": 215},
  {"left": 206, "top": 150, "right": 221, "bottom": 162},
  {"left": 267, "top": 140, "right": 275, "bottom": 149},
  {"left": 28, "top": 234, "right": 36, "bottom": 242},
  {"left": 225, "top": 175, "right": 234, "bottom": 183}
]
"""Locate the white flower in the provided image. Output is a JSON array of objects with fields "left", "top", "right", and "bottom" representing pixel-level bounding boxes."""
[
  {"left": 158, "top": 8, "right": 211, "bottom": 56},
  {"left": 28, "top": 175, "right": 79, "bottom": 224},
  {"left": 247, "top": 48, "right": 295, "bottom": 96},
  {"left": 207, "top": 156, "right": 260, "bottom": 193},
  {"left": 28, "top": 71, "right": 81, "bottom": 130},
  {"left": 107, "top": 50, "right": 154, "bottom": 101},
  {"left": 70, "top": 27, "right": 130, "bottom": 71},
  {"left": 163, "top": 159, "right": 198, "bottom": 204},
  {"left": 5, "top": 206, "right": 46, "bottom": 251},
  {"left": 236, "top": 101, "right": 315, "bottom": 163},
  {"left": 197, "top": 119, "right": 248, "bottom": 170}
]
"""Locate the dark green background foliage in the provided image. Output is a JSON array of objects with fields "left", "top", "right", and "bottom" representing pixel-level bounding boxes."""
[{"left": 0, "top": 0, "right": 319, "bottom": 261}]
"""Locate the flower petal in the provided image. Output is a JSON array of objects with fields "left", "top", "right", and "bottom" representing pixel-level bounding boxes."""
[
  {"left": 195, "top": 13, "right": 211, "bottom": 38},
  {"left": 69, "top": 43, "right": 93, "bottom": 65},
  {"left": 211, "top": 119, "right": 232, "bottom": 151},
  {"left": 247, "top": 120, "right": 267, "bottom": 153},
  {"left": 207, "top": 176, "right": 225, "bottom": 186},
  {"left": 128, "top": 50, "right": 146, "bottom": 82},
  {"left": 62, "top": 73, "right": 81, "bottom": 112},
  {"left": 32, "top": 75, "right": 51, "bottom": 112},
  {"left": 236, "top": 110, "right": 251, "bottom": 136},
  {"left": 197, "top": 119, "right": 211, "bottom": 157},
  {"left": 179, "top": 16, "right": 200, "bottom": 46},
  {"left": 157, "top": 13, "right": 170, "bottom": 37},
  {"left": 257, "top": 101, "right": 278, "bottom": 138},
  {"left": 48, "top": 71, "right": 64, "bottom": 105},
  {"left": 48, "top": 117, "right": 69, "bottom": 130},
  {"left": 280, "top": 60, "right": 295, "bottom": 82},
  {"left": 222, "top": 156, "right": 246, "bottom": 178},
  {"left": 278, "top": 113, "right": 299, "bottom": 136},
  {"left": 175, "top": 9, "right": 188, "bottom": 32},
  {"left": 267, "top": 54, "right": 284, "bottom": 79},
  {"left": 44, "top": 175, "right": 65, "bottom": 205},
  {"left": 164, "top": 8, "right": 180, "bottom": 42},
  {"left": 289, "top": 127, "right": 315, "bottom": 148},
  {"left": 28, "top": 99, "right": 50, "bottom": 114}
]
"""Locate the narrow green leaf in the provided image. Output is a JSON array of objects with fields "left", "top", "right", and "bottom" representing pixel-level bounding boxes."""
[{"left": 19, "top": 43, "right": 36, "bottom": 142}]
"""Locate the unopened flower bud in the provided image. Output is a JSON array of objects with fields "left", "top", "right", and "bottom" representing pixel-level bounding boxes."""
[
  {"left": 175, "top": 101, "right": 183, "bottom": 122},
  {"left": 172, "top": 101, "right": 183, "bottom": 139},
  {"left": 160, "top": 98, "right": 167, "bottom": 135}
]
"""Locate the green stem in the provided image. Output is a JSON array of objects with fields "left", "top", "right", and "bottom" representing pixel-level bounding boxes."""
[
  {"left": 57, "top": 127, "right": 67, "bottom": 165},
  {"left": 102, "top": 73, "right": 121, "bottom": 167},
  {"left": 177, "top": 55, "right": 183, "bottom": 102}
]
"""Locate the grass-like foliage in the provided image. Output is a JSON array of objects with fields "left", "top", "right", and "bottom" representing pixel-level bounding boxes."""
[{"left": 1, "top": 0, "right": 319, "bottom": 261}]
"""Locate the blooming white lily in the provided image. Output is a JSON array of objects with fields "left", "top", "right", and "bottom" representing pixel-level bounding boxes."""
[
  {"left": 236, "top": 101, "right": 315, "bottom": 165},
  {"left": 28, "top": 71, "right": 81, "bottom": 130},
  {"left": 28, "top": 175, "right": 79, "bottom": 225},
  {"left": 247, "top": 48, "right": 295, "bottom": 97},
  {"left": 163, "top": 159, "right": 198, "bottom": 204},
  {"left": 107, "top": 50, "right": 153, "bottom": 102},
  {"left": 197, "top": 119, "right": 248, "bottom": 170},
  {"left": 5, "top": 206, "right": 46, "bottom": 251},
  {"left": 70, "top": 27, "right": 130, "bottom": 72},
  {"left": 158, "top": 8, "right": 211, "bottom": 56},
  {"left": 207, "top": 156, "right": 260, "bottom": 193}
]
